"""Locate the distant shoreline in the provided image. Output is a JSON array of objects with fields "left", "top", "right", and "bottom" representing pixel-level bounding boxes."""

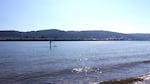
[
  {"left": 1, "top": 29, "right": 150, "bottom": 41},
  {"left": 0, "top": 40, "right": 150, "bottom": 41}
]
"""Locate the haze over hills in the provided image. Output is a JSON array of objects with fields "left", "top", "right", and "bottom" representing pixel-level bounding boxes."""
[{"left": 0, "top": 29, "right": 150, "bottom": 41}]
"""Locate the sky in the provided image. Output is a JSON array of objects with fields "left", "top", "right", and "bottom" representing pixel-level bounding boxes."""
[{"left": 0, "top": 0, "right": 150, "bottom": 33}]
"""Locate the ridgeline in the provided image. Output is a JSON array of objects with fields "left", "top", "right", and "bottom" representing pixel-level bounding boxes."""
[{"left": 0, "top": 29, "right": 150, "bottom": 41}]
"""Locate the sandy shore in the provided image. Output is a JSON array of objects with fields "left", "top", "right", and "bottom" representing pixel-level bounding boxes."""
[{"left": 98, "top": 73, "right": 150, "bottom": 84}]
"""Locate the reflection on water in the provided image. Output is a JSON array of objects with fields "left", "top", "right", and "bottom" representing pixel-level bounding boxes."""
[{"left": 0, "top": 41, "right": 150, "bottom": 84}]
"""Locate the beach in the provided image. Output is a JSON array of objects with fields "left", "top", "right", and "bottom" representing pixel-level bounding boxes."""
[
  {"left": 133, "top": 73, "right": 150, "bottom": 84},
  {"left": 98, "top": 73, "right": 150, "bottom": 84}
]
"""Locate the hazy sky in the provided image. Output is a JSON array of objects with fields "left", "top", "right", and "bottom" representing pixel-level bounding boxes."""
[{"left": 0, "top": 0, "right": 150, "bottom": 33}]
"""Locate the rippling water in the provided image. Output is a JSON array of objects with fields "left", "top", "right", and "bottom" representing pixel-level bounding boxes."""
[{"left": 0, "top": 41, "right": 150, "bottom": 84}]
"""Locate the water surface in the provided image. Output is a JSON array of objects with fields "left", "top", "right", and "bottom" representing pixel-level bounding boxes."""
[{"left": 0, "top": 41, "right": 150, "bottom": 84}]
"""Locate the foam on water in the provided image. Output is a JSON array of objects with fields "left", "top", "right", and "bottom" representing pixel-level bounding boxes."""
[
  {"left": 79, "top": 57, "right": 88, "bottom": 61},
  {"left": 140, "top": 73, "right": 150, "bottom": 80},
  {"left": 132, "top": 73, "right": 150, "bottom": 84},
  {"left": 72, "top": 67, "right": 102, "bottom": 73}
]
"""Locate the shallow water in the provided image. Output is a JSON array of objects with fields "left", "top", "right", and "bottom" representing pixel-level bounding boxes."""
[{"left": 0, "top": 41, "right": 150, "bottom": 84}]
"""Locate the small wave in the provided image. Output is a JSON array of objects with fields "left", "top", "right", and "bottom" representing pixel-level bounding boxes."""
[
  {"left": 113, "top": 60, "right": 150, "bottom": 68},
  {"left": 79, "top": 58, "right": 88, "bottom": 61},
  {"left": 132, "top": 72, "right": 150, "bottom": 84},
  {"left": 54, "top": 60, "right": 150, "bottom": 76},
  {"left": 72, "top": 67, "right": 102, "bottom": 73},
  {"left": 140, "top": 73, "right": 150, "bottom": 80},
  {"left": 0, "top": 71, "right": 53, "bottom": 83},
  {"left": 141, "top": 60, "right": 150, "bottom": 63}
]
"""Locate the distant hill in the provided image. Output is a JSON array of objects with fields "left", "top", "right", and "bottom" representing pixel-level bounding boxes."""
[{"left": 0, "top": 29, "right": 150, "bottom": 41}]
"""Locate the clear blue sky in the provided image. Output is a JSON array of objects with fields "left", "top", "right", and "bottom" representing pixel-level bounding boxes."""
[{"left": 0, "top": 0, "right": 150, "bottom": 33}]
